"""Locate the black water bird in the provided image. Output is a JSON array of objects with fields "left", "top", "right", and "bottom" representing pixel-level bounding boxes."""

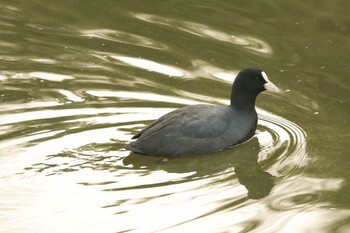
[{"left": 125, "top": 68, "right": 279, "bottom": 157}]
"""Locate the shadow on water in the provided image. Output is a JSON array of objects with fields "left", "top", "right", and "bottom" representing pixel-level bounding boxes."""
[{"left": 123, "top": 137, "right": 275, "bottom": 199}]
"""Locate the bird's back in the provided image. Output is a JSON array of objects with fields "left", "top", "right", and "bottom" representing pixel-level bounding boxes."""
[{"left": 126, "top": 104, "right": 257, "bottom": 157}]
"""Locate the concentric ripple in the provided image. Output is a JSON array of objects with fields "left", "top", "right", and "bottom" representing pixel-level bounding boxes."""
[{"left": 256, "top": 108, "right": 308, "bottom": 177}]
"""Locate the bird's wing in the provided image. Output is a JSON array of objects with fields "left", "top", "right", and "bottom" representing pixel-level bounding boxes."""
[
  {"left": 179, "top": 106, "right": 230, "bottom": 138},
  {"left": 131, "top": 108, "right": 183, "bottom": 139},
  {"left": 132, "top": 105, "right": 230, "bottom": 139}
]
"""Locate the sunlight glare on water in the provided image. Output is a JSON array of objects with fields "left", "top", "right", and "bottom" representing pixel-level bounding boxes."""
[
  {"left": 110, "top": 55, "right": 186, "bottom": 77},
  {"left": 134, "top": 13, "right": 273, "bottom": 55}
]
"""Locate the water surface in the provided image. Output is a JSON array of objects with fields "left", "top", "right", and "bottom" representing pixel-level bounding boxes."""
[{"left": 1, "top": 1, "right": 350, "bottom": 232}]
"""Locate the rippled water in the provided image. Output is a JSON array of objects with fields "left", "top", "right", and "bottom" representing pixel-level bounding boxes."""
[{"left": 1, "top": 1, "right": 350, "bottom": 233}]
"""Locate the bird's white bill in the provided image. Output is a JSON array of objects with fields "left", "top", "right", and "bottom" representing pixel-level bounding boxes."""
[
  {"left": 262, "top": 71, "right": 280, "bottom": 93},
  {"left": 264, "top": 81, "right": 280, "bottom": 92}
]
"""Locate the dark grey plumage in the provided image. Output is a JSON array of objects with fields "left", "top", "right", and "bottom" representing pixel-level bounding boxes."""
[{"left": 125, "top": 68, "right": 279, "bottom": 157}]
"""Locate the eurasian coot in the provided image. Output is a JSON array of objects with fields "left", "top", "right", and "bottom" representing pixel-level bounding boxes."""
[{"left": 125, "top": 68, "right": 279, "bottom": 157}]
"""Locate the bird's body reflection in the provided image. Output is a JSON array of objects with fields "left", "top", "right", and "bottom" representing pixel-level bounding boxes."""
[
  {"left": 234, "top": 148, "right": 275, "bottom": 199},
  {"left": 123, "top": 137, "right": 275, "bottom": 199}
]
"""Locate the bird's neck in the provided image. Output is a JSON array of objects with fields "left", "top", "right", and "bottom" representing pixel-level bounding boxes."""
[{"left": 230, "top": 88, "right": 258, "bottom": 112}]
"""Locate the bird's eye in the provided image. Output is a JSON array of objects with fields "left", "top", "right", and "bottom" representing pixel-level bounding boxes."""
[{"left": 255, "top": 77, "right": 260, "bottom": 80}]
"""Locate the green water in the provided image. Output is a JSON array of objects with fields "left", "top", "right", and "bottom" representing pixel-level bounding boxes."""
[{"left": 1, "top": 1, "right": 349, "bottom": 232}]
